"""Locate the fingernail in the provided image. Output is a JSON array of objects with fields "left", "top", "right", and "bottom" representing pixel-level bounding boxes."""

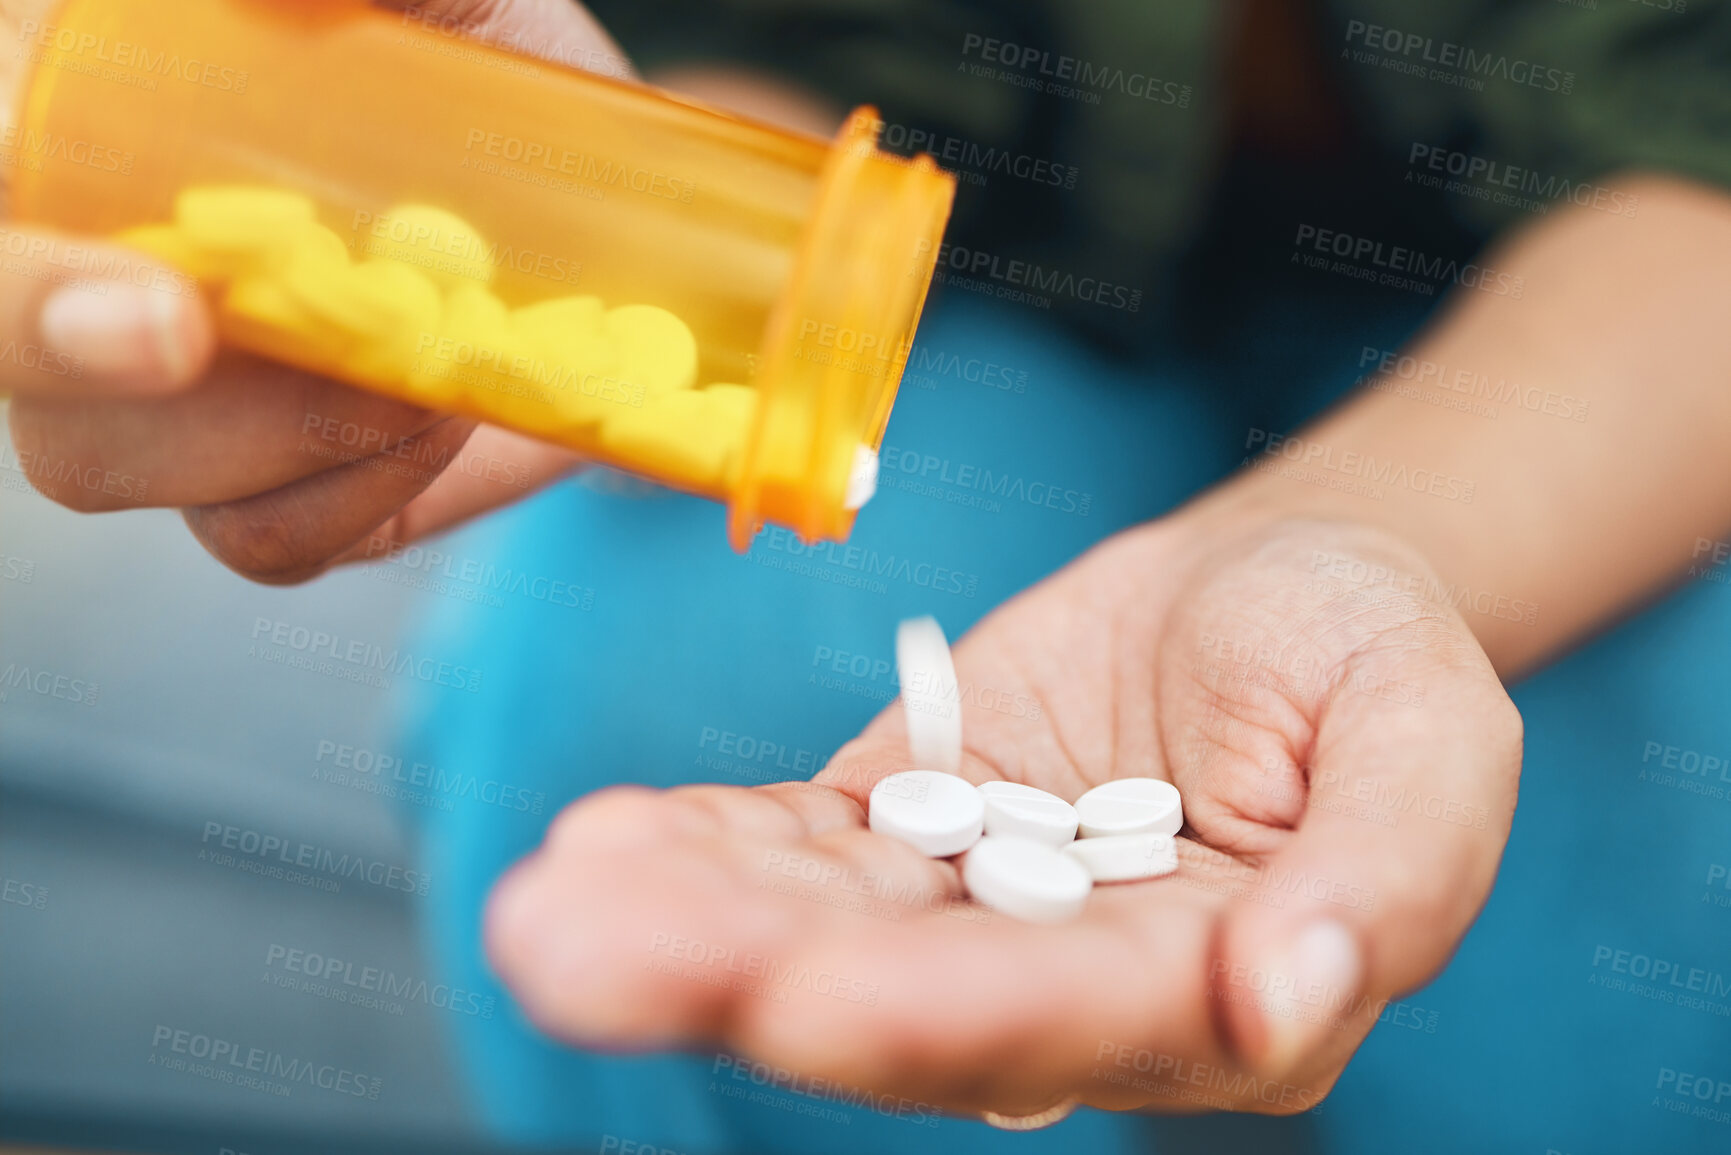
[
  {"left": 148, "top": 286, "right": 197, "bottom": 385},
  {"left": 1252, "top": 919, "right": 1362, "bottom": 1074},
  {"left": 39, "top": 282, "right": 198, "bottom": 388}
]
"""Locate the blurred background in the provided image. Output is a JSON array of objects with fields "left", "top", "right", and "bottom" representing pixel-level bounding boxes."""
[
  {"left": 0, "top": 441, "right": 479, "bottom": 1152},
  {"left": 4, "top": 1, "right": 1731, "bottom": 1153}
]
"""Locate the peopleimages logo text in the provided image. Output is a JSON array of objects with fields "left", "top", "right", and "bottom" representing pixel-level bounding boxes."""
[
  {"left": 880, "top": 446, "right": 1092, "bottom": 516},
  {"left": 0, "top": 664, "right": 99, "bottom": 707},
  {"left": 265, "top": 944, "right": 496, "bottom": 1018},
  {"left": 462, "top": 128, "right": 695, "bottom": 203},
  {"left": 917, "top": 239, "right": 1143, "bottom": 312},
  {"left": 1343, "top": 21, "right": 1574, "bottom": 94},
  {"left": 200, "top": 822, "right": 430, "bottom": 895},
  {"left": 17, "top": 21, "right": 251, "bottom": 92},
  {"left": 870, "top": 121, "right": 1078, "bottom": 189},
  {"left": 249, "top": 618, "right": 483, "bottom": 692},
  {"left": 1246, "top": 429, "right": 1476, "bottom": 505},
  {"left": 752, "top": 528, "right": 981, "bottom": 598},
  {"left": 1406, "top": 144, "right": 1637, "bottom": 218},
  {"left": 959, "top": 35, "right": 1191, "bottom": 106},
  {"left": 1293, "top": 225, "right": 1523, "bottom": 297},
  {"left": 149, "top": 1026, "right": 380, "bottom": 1099},
  {"left": 0, "top": 124, "right": 132, "bottom": 174},
  {"left": 904, "top": 345, "right": 1028, "bottom": 394}
]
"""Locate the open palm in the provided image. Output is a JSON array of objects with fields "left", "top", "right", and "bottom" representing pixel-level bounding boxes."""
[{"left": 486, "top": 510, "right": 1521, "bottom": 1121}]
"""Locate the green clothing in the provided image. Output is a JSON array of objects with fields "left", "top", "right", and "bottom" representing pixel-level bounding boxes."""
[{"left": 590, "top": 0, "right": 1731, "bottom": 340}]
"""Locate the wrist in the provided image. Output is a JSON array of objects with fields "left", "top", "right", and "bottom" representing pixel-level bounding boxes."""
[
  {"left": 1159, "top": 469, "right": 1425, "bottom": 576},
  {"left": 1164, "top": 473, "right": 1535, "bottom": 676}
]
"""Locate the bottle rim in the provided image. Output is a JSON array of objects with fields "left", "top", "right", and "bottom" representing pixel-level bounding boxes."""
[{"left": 727, "top": 107, "right": 955, "bottom": 552}]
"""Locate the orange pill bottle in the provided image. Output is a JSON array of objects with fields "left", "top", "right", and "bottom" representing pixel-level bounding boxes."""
[{"left": 9, "top": 0, "right": 954, "bottom": 548}]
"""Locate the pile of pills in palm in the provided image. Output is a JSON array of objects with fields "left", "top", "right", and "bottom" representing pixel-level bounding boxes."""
[
  {"left": 116, "top": 186, "right": 757, "bottom": 492},
  {"left": 868, "top": 618, "right": 1182, "bottom": 924}
]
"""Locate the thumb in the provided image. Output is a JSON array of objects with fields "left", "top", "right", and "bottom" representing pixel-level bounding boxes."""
[
  {"left": 1209, "top": 642, "right": 1522, "bottom": 1082},
  {"left": 0, "top": 225, "right": 213, "bottom": 397},
  {"left": 383, "top": 0, "right": 636, "bottom": 77}
]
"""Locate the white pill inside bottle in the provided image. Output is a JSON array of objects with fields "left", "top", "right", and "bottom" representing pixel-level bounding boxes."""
[
  {"left": 1064, "top": 832, "right": 1179, "bottom": 883},
  {"left": 896, "top": 616, "right": 962, "bottom": 776},
  {"left": 962, "top": 836, "right": 1093, "bottom": 924},
  {"left": 868, "top": 770, "right": 984, "bottom": 858},
  {"left": 844, "top": 445, "right": 880, "bottom": 511},
  {"left": 977, "top": 781, "right": 1079, "bottom": 847},
  {"left": 1074, "top": 777, "right": 1183, "bottom": 839}
]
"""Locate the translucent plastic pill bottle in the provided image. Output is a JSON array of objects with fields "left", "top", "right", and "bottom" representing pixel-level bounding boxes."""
[{"left": 9, "top": 0, "right": 954, "bottom": 548}]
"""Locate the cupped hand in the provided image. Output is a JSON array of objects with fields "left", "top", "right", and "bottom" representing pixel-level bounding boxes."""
[
  {"left": 485, "top": 508, "right": 1522, "bottom": 1120},
  {"left": 0, "top": 0, "right": 627, "bottom": 582}
]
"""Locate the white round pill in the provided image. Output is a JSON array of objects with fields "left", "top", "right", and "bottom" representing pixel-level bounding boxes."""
[
  {"left": 1064, "top": 832, "right": 1178, "bottom": 883},
  {"left": 1074, "top": 777, "right": 1183, "bottom": 838},
  {"left": 868, "top": 770, "right": 983, "bottom": 858},
  {"left": 844, "top": 445, "right": 879, "bottom": 511},
  {"left": 896, "top": 617, "right": 962, "bottom": 776},
  {"left": 977, "top": 781, "right": 1079, "bottom": 847},
  {"left": 962, "top": 836, "right": 1092, "bottom": 924}
]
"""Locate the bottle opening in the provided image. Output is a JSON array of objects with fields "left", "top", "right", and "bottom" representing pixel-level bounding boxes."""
[{"left": 728, "top": 107, "right": 954, "bottom": 552}]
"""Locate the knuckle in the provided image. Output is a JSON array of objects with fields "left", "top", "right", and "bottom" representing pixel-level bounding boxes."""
[
  {"left": 545, "top": 791, "right": 623, "bottom": 851},
  {"left": 581, "top": 784, "right": 666, "bottom": 824},
  {"left": 548, "top": 785, "right": 671, "bottom": 850},
  {"left": 543, "top": 801, "right": 590, "bottom": 851}
]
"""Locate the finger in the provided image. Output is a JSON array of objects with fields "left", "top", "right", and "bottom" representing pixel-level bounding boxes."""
[
  {"left": 329, "top": 423, "right": 582, "bottom": 567},
  {"left": 1208, "top": 630, "right": 1522, "bottom": 1083},
  {"left": 724, "top": 862, "right": 1247, "bottom": 1117},
  {"left": 0, "top": 226, "right": 213, "bottom": 396},
  {"left": 490, "top": 789, "right": 1309, "bottom": 1118},
  {"left": 492, "top": 784, "right": 1307, "bottom": 1118},
  {"left": 594, "top": 789, "right": 1269, "bottom": 1115},
  {"left": 486, "top": 783, "right": 964, "bottom": 1046},
  {"left": 183, "top": 415, "right": 480, "bottom": 584},
  {"left": 7, "top": 349, "right": 447, "bottom": 511},
  {"left": 381, "top": 0, "right": 635, "bottom": 77}
]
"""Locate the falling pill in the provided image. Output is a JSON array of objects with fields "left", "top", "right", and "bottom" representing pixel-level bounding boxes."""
[{"left": 896, "top": 616, "right": 962, "bottom": 775}]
